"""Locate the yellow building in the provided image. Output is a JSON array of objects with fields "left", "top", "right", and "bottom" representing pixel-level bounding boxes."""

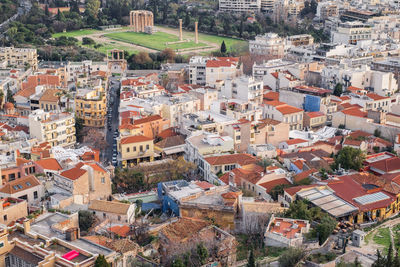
[
  {"left": 75, "top": 85, "right": 107, "bottom": 127},
  {"left": 118, "top": 135, "right": 154, "bottom": 168},
  {"left": 0, "top": 47, "right": 38, "bottom": 70}
]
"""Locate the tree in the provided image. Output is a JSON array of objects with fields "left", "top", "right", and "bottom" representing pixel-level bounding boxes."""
[
  {"left": 247, "top": 248, "right": 255, "bottom": 267},
  {"left": 160, "top": 48, "right": 176, "bottom": 62},
  {"left": 45, "top": 5, "right": 50, "bottom": 17},
  {"left": 94, "top": 255, "right": 110, "bottom": 267},
  {"left": 220, "top": 40, "right": 227, "bottom": 54},
  {"left": 278, "top": 248, "right": 305, "bottom": 267},
  {"left": 374, "top": 129, "right": 382, "bottom": 138},
  {"left": 314, "top": 216, "right": 336, "bottom": 245},
  {"left": 82, "top": 37, "right": 96, "bottom": 46},
  {"left": 196, "top": 243, "right": 208, "bottom": 265},
  {"left": 75, "top": 117, "right": 85, "bottom": 142},
  {"left": 86, "top": 0, "right": 101, "bottom": 19},
  {"left": 78, "top": 210, "right": 95, "bottom": 232},
  {"left": 333, "top": 83, "right": 343, "bottom": 96},
  {"left": 171, "top": 258, "right": 185, "bottom": 267},
  {"left": 333, "top": 146, "right": 365, "bottom": 170}
]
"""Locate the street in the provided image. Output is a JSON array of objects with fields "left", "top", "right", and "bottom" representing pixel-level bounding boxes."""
[{"left": 104, "top": 77, "right": 121, "bottom": 165}]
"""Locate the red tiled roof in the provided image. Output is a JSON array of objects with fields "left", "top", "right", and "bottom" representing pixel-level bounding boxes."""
[
  {"left": 206, "top": 57, "right": 239, "bottom": 68},
  {"left": 348, "top": 130, "right": 372, "bottom": 139},
  {"left": 120, "top": 135, "right": 152, "bottom": 144},
  {"left": 328, "top": 173, "right": 396, "bottom": 212},
  {"left": 341, "top": 107, "right": 367, "bottom": 118},
  {"left": 158, "top": 127, "right": 178, "bottom": 139},
  {"left": 366, "top": 93, "right": 389, "bottom": 101},
  {"left": 343, "top": 139, "right": 363, "bottom": 146},
  {"left": 263, "top": 91, "right": 279, "bottom": 101},
  {"left": 265, "top": 100, "right": 286, "bottom": 107},
  {"left": 285, "top": 139, "right": 308, "bottom": 145},
  {"left": 306, "top": 111, "right": 325, "bottom": 118},
  {"left": 370, "top": 157, "right": 400, "bottom": 173},
  {"left": 194, "top": 181, "right": 215, "bottom": 190},
  {"left": 0, "top": 175, "right": 41, "bottom": 194},
  {"left": 35, "top": 158, "right": 62, "bottom": 171},
  {"left": 284, "top": 185, "right": 316, "bottom": 196},
  {"left": 205, "top": 153, "right": 257, "bottom": 166},
  {"left": 293, "top": 168, "right": 317, "bottom": 183},
  {"left": 60, "top": 165, "right": 87, "bottom": 180},
  {"left": 259, "top": 178, "right": 291, "bottom": 193},
  {"left": 133, "top": 115, "right": 163, "bottom": 125},
  {"left": 276, "top": 105, "right": 303, "bottom": 115},
  {"left": 108, "top": 225, "right": 130, "bottom": 237}
]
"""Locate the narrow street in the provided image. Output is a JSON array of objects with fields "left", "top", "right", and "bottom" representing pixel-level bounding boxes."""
[{"left": 104, "top": 77, "right": 120, "bottom": 165}]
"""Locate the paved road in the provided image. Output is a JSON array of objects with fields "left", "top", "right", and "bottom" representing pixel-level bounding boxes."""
[{"left": 104, "top": 77, "right": 121, "bottom": 165}]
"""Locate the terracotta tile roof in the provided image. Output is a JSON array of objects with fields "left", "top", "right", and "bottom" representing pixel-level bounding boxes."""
[
  {"left": 306, "top": 111, "right": 325, "bottom": 118},
  {"left": 293, "top": 168, "right": 317, "bottom": 183},
  {"left": 259, "top": 178, "right": 291, "bottom": 193},
  {"left": 87, "top": 163, "right": 107, "bottom": 173},
  {"left": 328, "top": 173, "right": 396, "bottom": 212},
  {"left": 221, "top": 191, "right": 241, "bottom": 199},
  {"left": 263, "top": 91, "right": 279, "bottom": 101},
  {"left": 271, "top": 72, "right": 279, "bottom": 79},
  {"left": 370, "top": 157, "right": 400, "bottom": 173},
  {"left": 206, "top": 57, "right": 239, "bottom": 68},
  {"left": 60, "top": 164, "right": 87, "bottom": 180},
  {"left": 92, "top": 70, "right": 107, "bottom": 77},
  {"left": 285, "top": 138, "right": 308, "bottom": 145},
  {"left": 366, "top": 93, "right": 389, "bottom": 101},
  {"left": 155, "top": 135, "right": 185, "bottom": 149},
  {"left": 35, "top": 158, "right": 62, "bottom": 171},
  {"left": 292, "top": 159, "right": 304, "bottom": 170},
  {"left": 14, "top": 87, "right": 35, "bottom": 98},
  {"left": 160, "top": 217, "right": 210, "bottom": 243},
  {"left": 256, "top": 118, "right": 281, "bottom": 128},
  {"left": 284, "top": 185, "right": 316, "bottom": 196},
  {"left": 347, "top": 86, "right": 363, "bottom": 92},
  {"left": 16, "top": 158, "right": 31, "bottom": 167},
  {"left": 39, "top": 89, "right": 61, "bottom": 102},
  {"left": 265, "top": 100, "right": 286, "bottom": 107},
  {"left": 108, "top": 225, "right": 130, "bottom": 237},
  {"left": 194, "top": 181, "right": 215, "bottom": 190},
  {"left": 204, "top": 153, "right": 257, "bottom": 166},
  {"left": 348, "top": 130, "right": 372, "bottom": 139},
  {"left": 22, "top": 75, "right": 60, "bottom": 91},
  {"left": 268, "top": 217, "right": 307, "bottom": 239},
  {"left": 341, "top": 107, "right": 367, "bottom": 118},
  {"left": 276, "top": 105, "right": 303, "bottom": 115},
  {"left": 0, "top": 175, "right": 41, "bottom": 194},
  {"left": 120, "top": 135, "right": 152, "bottom": 144},
  {"left": 89, "top": 200, "right": 132, "bottom": 215},
  {"left": 339, "top": 96, "right": 350, "bottom": 101},
  {"left": 220, "top": 166, "right": 264, "bottom": 185},
  {"left": 343, "top": 139, "right": 363, "bottom": 146},
  {"left": 158, "top": 127, "right": 178, "bottom": 139},
  {"left": 133, "top": 115, "right": 163, "bottom": 125}
]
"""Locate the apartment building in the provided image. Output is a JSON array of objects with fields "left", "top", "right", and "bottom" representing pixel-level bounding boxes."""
[
  {"left": 120, "top": 115, "right": 170, "bottom": 139},
  {"left": 219, "top": 0, "right": 261, "bottom": 12},
  {"left": 331, "top": 21, "right": 372, "bottom": 45},
  {"left": 75, "top": 84, "right": 107, "bottom": 127},
  {"left": 286, "top": 34, "right": 314, "bottom": 47},
  {"left": 117, "top": 135, "right": 155, "bottom": 168},
  {"left": 263, "top": 101, "right": 304, "bottom": 130},
  {"left": 53, "top": 161, "right": 112, "bottom": 204},
  {"left": 66, "top": 60, "right": 108, "bottom": 82},
  {"left": 316, "top": 1, "right": 338, "bottom": 20},
  {"left": 28, "top": 109, "right": 76, "bottom": 147},
  {"left": 303, "top": 111, "right": 327, "bottom": 130},
  {"left": 0, "top": 198, "right": 27, "bottom": 225},
  {"left": 0, "top": 47, "right": 38, "bottom": 70},
  {"left": 189, "top": 56, "right": 241, "bottom": 87},
  {"left": 249, "top": 33, "right": 285, "bottom": 57},
  {"left": 222, "top": 76, "right": 264, "bottom": 104}
]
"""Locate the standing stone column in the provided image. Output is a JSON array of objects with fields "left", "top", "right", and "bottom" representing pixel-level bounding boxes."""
[
  {"left": 195, "top": 21, "right": 199, "bottom": 44},
  {"left": 179, "top": 19, "right": 183, "bottom": 41}
]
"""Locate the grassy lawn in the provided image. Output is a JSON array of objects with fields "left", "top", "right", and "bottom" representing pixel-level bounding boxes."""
[
  {"left": 373, "top": 227, "right": 391, "bottom": 252},
  {"left": 105, "top": 31, "right": 207, "bottom": 51},
  {"left": 156, "top": 25, "right": 246, "bottom": 51},
  {"left": 52, "top": 29, "right": 102, "bottom": 38},
  {"left": 84, "top": 42, "right": 138, "bottom": 55}
]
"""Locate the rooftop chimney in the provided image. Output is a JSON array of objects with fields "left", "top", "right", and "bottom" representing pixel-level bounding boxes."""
[{"left": 229, "top": 172, "right": 236, "bottom": 187}]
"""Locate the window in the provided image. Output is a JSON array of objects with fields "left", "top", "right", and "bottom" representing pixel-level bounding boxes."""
[
  {"left": 127, "top": 147, "right": 130, "bottom": 153},
  {"left": 118, "top": 215, "right": 121, "bottom": 221},
  {"left": 3, "top": 215, "right": 7, "bottom": 221},
  {"left": 34, "top": 191, "right": 38, "bottom": 199},
  {"left": 146, "top": 144, "right": 149, "bottom": 150},
  {"left": 103, "top": 213, "right": 106, "bottom": 218},
  {"left": 0, "top": 242, "right": 3, "bottom": 248},
  {"left": 101, "top": 177, "right": 105, "bottom": 184},
  {"left": 9, "top": 173, "right": 15, "bottom": 181},
  {"left": 140, "top": 145, "right": 143, "bottom": 152}
]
